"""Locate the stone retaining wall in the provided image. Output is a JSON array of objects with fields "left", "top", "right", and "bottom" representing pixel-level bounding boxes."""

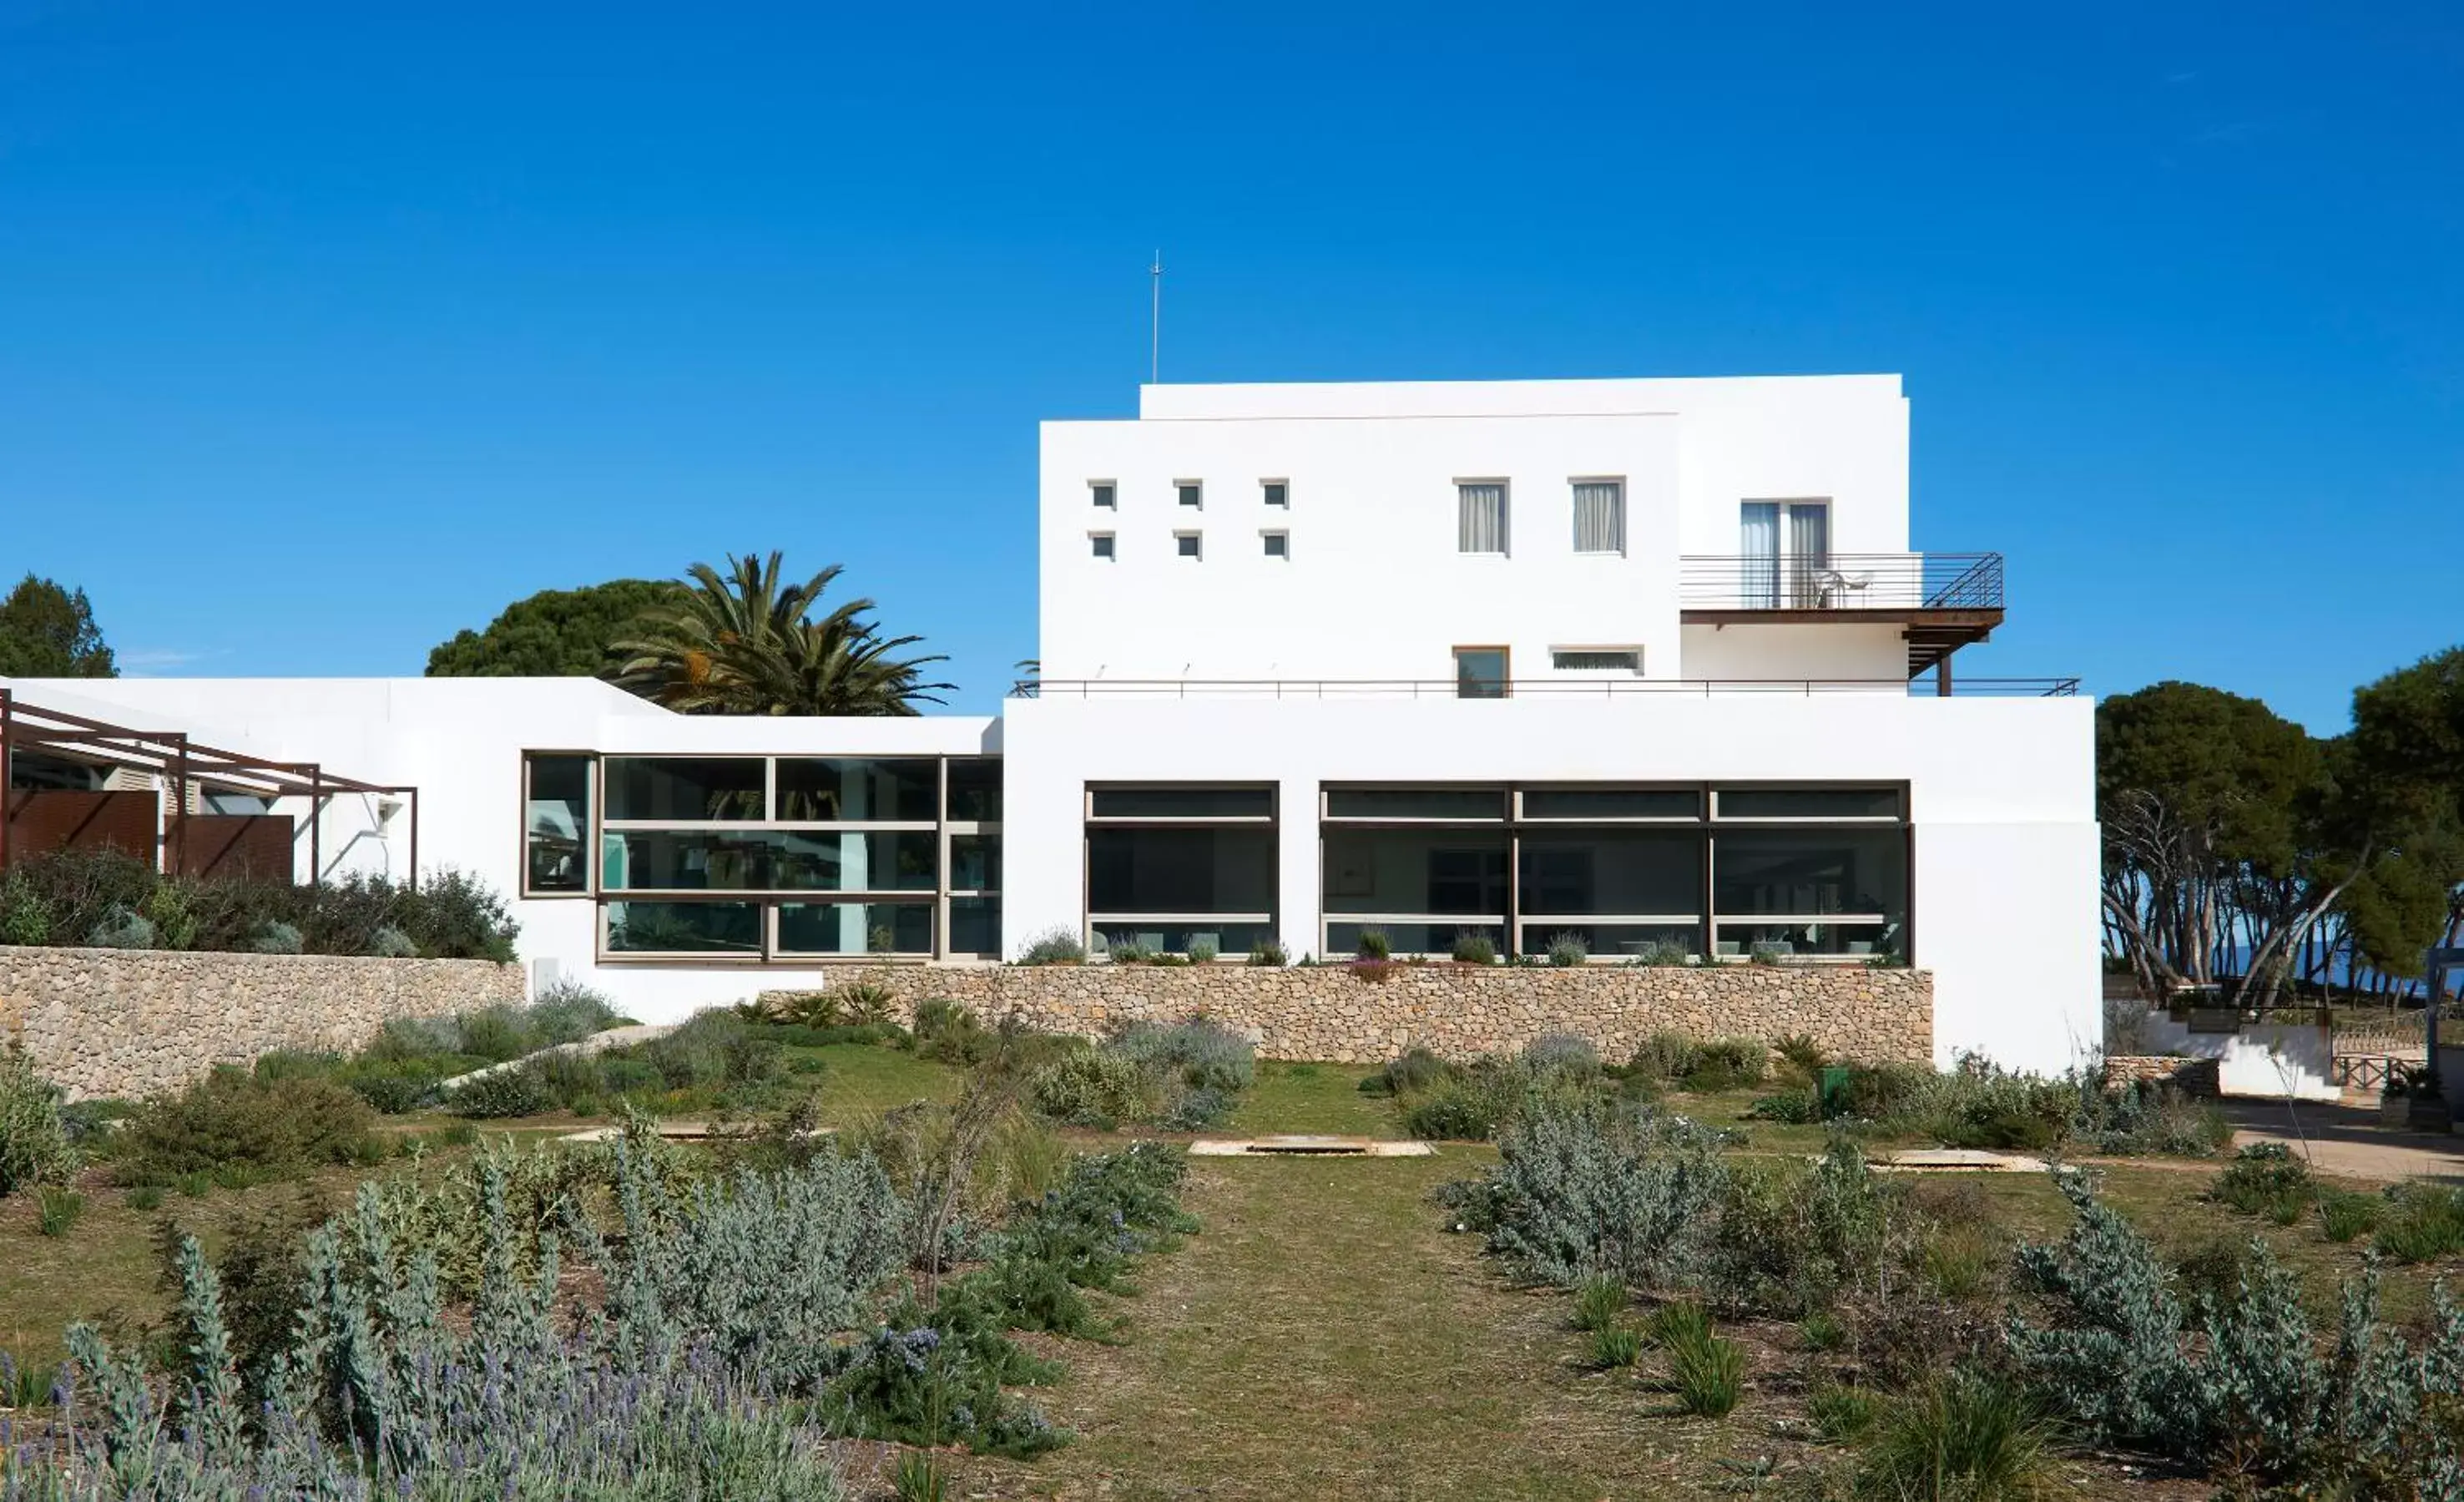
[
  {"left": 2103, "top": 1054, "right": 2223, "bottom": 1097},
  {"left": 0, "top": 947, "right": 526, "bottom": 1100},
  {"left": 763, "top": 963, "right": 1932, "bottom": 1065}
]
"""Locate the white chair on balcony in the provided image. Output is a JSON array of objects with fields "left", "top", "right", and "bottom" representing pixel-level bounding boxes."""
[{"left": 1813, "top": 566, "right": 1872, "bottom": 609}]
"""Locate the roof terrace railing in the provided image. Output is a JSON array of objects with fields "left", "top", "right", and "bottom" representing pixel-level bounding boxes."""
[
  {"left": 1012, "top": 676, "right": 2078, "bottom": 700},
  {"left": 1679, "top": 552, "right": 2004, "bottom": 612}
]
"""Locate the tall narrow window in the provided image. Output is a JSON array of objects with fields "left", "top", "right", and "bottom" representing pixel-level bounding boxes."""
[
  {"left": 1457, "top": 483, "right": 1507, "bottom": 554},
  {"left": 1573, "top": 480, "right": 1623, "bottom": 554},
  {"left": 1740, "top": 500, "right": 1830, "bottom": 607},
  {"left": 523, "top": 754, "right": 594, "bottom": 895}
]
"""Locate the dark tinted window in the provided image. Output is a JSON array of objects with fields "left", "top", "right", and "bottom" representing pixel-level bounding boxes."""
[
  {"left": 1325, "top": 787, "right": 1505, "bottom": 821},
  {"left": 1718, "top": 787, "right": 1903, "bottom": 819},
  {"left": 1520, "top": 787, "right": 1699, "bottom": 821},
  {"left": 1088, "top": 786, "right": 1274, "bottom": 819},
  {"left": 603, "top": 758, "right": 764, "bottom": 821}
]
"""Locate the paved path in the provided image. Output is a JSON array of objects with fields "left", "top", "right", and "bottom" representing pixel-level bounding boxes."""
[
  {"left": 437, "top": 1023, "right": 674, "bottom": 1091},
  {"left": 2224, "top": 1098, "right": 2464, "bottom": 1182}
]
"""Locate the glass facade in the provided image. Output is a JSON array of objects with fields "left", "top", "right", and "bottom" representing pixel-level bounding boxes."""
[
  {"left": 546, "top": 751, "right": 1000, "bottom": 960},
  {"left": 1320, "top": 782, "right": 1906, "bottom": 959},
  {"left": 1083, "top": 784, "right": 1278, "bottom": 958}
]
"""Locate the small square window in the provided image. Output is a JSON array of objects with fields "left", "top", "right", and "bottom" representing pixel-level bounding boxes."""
[
  {"left": 1090, "top": 482, "right": 1115, "bottom": 508},
  {"left": 1090, "top": 533, "right": 1115, "bottom": 559},
  {"left": 1177, "top": 481, "right": 1203, "bottom": 508},
  {"left": 1263, "top": 481, "right": 1288, "bottom": 508},
  {"left": 1262, "top": 531, "right": 1289, "bottom": 559},
  {"left": 1175, "top": 532, "right": 1202, "bottom": 559}
]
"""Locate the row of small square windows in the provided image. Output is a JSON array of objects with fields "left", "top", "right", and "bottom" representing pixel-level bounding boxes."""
[
  {"left": 1089, "top": 478, "right": 1624, "bottom": 555},
  {"left": 1089, "top": 530, "right": 1287, "bottom": 560},
  {"left": 1089, "top": 480, "right": 1285, "bottom": 509}
]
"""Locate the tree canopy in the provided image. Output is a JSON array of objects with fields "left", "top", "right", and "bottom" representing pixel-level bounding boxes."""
[
  {"left": 612, "top": 552, "right": 953, "bottom": 716},
  {"left": 2098, "top": 657, "right": 2464, "bottom": 1004},
  {"left": 424, "top": 579, "right": 686, "bottom": 685},
  {"left": 0, "top": 574, "right": 117, "bottom": 678}
]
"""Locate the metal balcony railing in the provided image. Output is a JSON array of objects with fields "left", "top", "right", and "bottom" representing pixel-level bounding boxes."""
[
  {"left": 1679, "top": 552, "right": 2004, "bottom": 612},
  {"left": 1011, "top": 676, "right": 2078, "bottom": 700}
]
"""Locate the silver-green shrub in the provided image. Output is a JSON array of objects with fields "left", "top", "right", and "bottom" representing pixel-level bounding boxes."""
[
  {"left": 1439, "top": 1095, "right": 1729, "bottom": 1289},
  {"left": 85, "top": 903, "right": 157, "bottom": 949},
  {"left": 0, "top": 1045, "right": 78, "bottom": 1198},
  {"left": 245, "top": 920, "right": 303, "bottom": 954},
  {"left": 367, "top": 924, "right": 419, "bottom": 958}
]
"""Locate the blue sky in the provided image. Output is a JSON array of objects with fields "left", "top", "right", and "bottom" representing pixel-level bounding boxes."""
[{"left": 3, "top": 2, "right": 2457, "bottom": 730}]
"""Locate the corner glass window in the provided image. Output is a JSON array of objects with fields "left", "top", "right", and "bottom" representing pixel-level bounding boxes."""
[
  {"left": 523, "top": 753, "right": 593, "bottom": 894},
  {"left": 603, "top": 757, "right": 764, "bottom": 822}
]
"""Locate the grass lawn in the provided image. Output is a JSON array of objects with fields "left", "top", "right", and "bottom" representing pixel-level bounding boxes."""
[{"left": 1227, "top": 1059, "right": 1391, "bottom": 1136}]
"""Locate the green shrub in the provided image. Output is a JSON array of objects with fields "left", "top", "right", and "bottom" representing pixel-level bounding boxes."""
[
  {"left": 87, "top": 903, "right": 158, "bottom": 948},
  {"left": 2376, "top": 1182, "right": 2464, "bottom": 1264},
  {"left": 894, "top": 1452, "right": 948, "bottom": 1502},
  {"left": 1184, "top": 937, "right": 1218, "bottom": 963},
  {"left": 1450, "top": 930, "right": 1497, "bottom": 964},
  {"left": 1856, "top": 1371, "right": 2052, "bottom": 1501},
  {"left": 1522, "top": 1033, "right": 1601, "bottom": 1078},
  {"left": 912, "top": 998, "right": 991, "bottom": 1066},
  {"left": 1631, "top": 940, "right": 1690, "bottom": 967},
  {"left": 1750, "top": 1091, "right": 1816, "bottom": 1124},
  {"left": 366, "top": 924, "right": 419, "bottom": 957},
  {"left": 1355, "top": 927, "right": 1392, "bottom": 961},
  {"left": 1628, "top": 1031, "right": 1699, "bottom": 1082},
  {"left": 1707, "top": 1138, "right": 1894, "bottom": 1318},
  {"left": 2320, "top": 1189, "right": 2382, "bottom": 1244},
  {"left": 1018, "top": 926, "right": 1086, "bottom": 964},
  {"left": 1572, "top": 1273, "right": 1627, "bottom": 1333},
  {"left": 139, "top": 883, "right": 199, "bottom": 949},
  {"left": 336, "top": 1055, "right": 452, "bottom": 1114},
  {"left": 246, "top": 919, "right": 304, "bottom": 954},
  {"left": 1809, "top": 1383, "right": 1878, "bottom": 1444},
  {"left": 835, "top": 982, "right": 897, "bottom": 1025},
  {"left": 125, "top": 1183, "right": 164, "bottom": 1210},
  {"left": 1370, "top": 1045, "right": 1453, "bottom": 1097},
  {"left": 1546, "top": 932, "right": 1588, "bottom": 968},
  {"left": 0, "top": 870, "right": 52, "bottom": 945},
  {"left": 2213, "top": 1141, "right": 2315, "bottom": 1225},
  {"left": 447, "top": 1064, "right": 553, "bottom": 1119},
  {"left": 1772, "top": 1033, "right": 1827, "bottom": 1082},
  {"left": 36, "top": 1186, "right": 83, "bottom": 1236},
  {"left": 1247, "top": 938, "right": 1289, "bottom": 967},
  {"left": 1800, "top": 1310, "right": 1846, "bottom": 1352},
  {"left": 526, "top": 979, "right": 622, "bottom": 1044},
  {"left": 119, "top": 1069, "right": 378, "bottom": 1181},
  {"left": 0, "top": 1046, "right": 78, "bottom": 1197},
  {"left": 1666, "top": 1325, "right": 1744, "bottom": 1416},
  {"left": 1029, "top": 1047, "right": 1160, "bottom": 1129},
  {"left": 1589, "top": 1325, "right": 1643, "bottom": 1368},
  {"left": 1682, "top": 1037, "right": 1769, "bottom": 1092}
]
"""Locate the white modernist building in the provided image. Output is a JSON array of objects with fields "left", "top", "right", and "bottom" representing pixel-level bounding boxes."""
[{"left": 3, "top": 374, "right": 2100, "bottom": 1071}]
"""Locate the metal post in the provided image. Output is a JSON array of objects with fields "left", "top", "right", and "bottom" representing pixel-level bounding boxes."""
[
  {"left": 308, "top": 766, "right": 322, "bottom": 887},
  {"left": 173, "top": 735, "right": 189, "bottom": 877},
  {"left": 1936, "top": 653, "right": 1954, "bottom": 697},
  {"left": 407, "top": 788, "right": 420, "bottom": 886}
]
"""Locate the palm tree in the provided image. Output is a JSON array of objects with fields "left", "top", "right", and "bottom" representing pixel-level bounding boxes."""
[{"left": 612, "top": 552, "right": 954, "bottom": 716}]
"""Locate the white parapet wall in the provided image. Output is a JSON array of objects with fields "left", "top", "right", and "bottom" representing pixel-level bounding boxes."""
[{"left": 2138, "top": 1011, "right": 2340, "bottom": 1101}]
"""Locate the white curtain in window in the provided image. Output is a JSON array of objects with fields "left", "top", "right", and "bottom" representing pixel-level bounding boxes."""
[
  {"left": 1572, "top": 482, "right": 1623, "bottom": 554},
  {"left": 1457, "top": 483, "right": 1506, "bottom": 554},
  {"left": 1786, "top": 503, "right": 1830, "bottom": 606},
  {"left": 1739, "top": 502, "right": 1780, "bottom": 607}
]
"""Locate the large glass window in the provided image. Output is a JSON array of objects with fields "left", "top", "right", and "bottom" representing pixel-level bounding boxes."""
[
  {"left": 1712, "top": 828, "right": 1906, "bottom": 919},
  {"left": 1327, "top": 921, "right": 1503, "bottom": 957},
  {"left": 1326, "top": 788, "right": 1504, "bottom": 821},
  {"left": 603, "top": 758, "right": 765, "bottom": 821},
  {"left": 777, "top": 901, "right": 934, "bottom": 956},
  {"left": 523, "top": 754, "right": 593, "bottom": 895},
  {"left": 1088, "top": 827, "right": 1275, "bottom": 914},
  {"left": 1717, "top": 786, "right": 1902, "bottom": 820},
  {"left": 950, "top": 832, "right": 1001, "bottom": 892},
  {"left": 775, "top": 758, "right": 937, "bottom": 822},
  {"left": 947, "top": 760, "right": 1002, "bottom": 822},
  {"left": 949, "top": 896, "right": 1002, "bottom": 955},
  {"left": 603, "top": 901, "right": 762, "bottom": 956},
  {"left": 1517, "top": 832, "right": 1700, "bottom": 917},
  {"left": 1089, "top": 786, "right": 1274, "bottom": 820},
  {"left": 599, "top": 830, "right": 937, "bottom": 892},
  {"left": 1322, "top": 829, "right": 1509, "bottom": 918}
]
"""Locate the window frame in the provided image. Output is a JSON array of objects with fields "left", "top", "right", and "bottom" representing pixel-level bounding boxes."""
[
  {"left": 1174, "top": 530, "right": 1203, "bottom": 560},
  {"left": 1452, "top": 645, "right": 1512, "bottom": 699},
  {"left": 1571, "top": 476, "right": 1626, "bottom": 556},
  {"left": 520, "top": 750, "right": 598, "bottom": 899},
  {"left": 1090, "top": 531, "right": 1116, "bottom": 560},
  {"left": 1261, "top": 529, "right": 1289, "bottom": 559},
  {"left": 1456, "top": 479, "right": 1510, "bottom": 556},
  {"left": 1083, "top": 782, "right": 1279, "bottom": 960},
  {"left": 1089, "top": 480, "right": 1116, "bottom": 509},
  {"left": 1176, "top": 479, "right": 1204, "bottom": 510},
  {"left": 1262, "top": 478, "right": 1289, "bottom": 508}
]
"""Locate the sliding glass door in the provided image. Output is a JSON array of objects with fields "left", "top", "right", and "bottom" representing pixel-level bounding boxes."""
[{"left": 1739, "top": 500, "right": 1830, "bottom": 608}]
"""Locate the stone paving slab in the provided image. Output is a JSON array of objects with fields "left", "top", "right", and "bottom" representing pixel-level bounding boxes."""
[{"left": 1192, "top": 1135, "right": 1435, "bottom": 1158}]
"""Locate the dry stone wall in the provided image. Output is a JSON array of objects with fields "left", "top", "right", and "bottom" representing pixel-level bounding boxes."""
[
  {"left": 765, "top": 963, "right": 1931, "bottom": 1065},
  {"left": 2102, "top": 1054, "right": 2221, "bottom": 1097},
  {"left": 0, "top": 947, "right": 525, "bottom": 1100}
]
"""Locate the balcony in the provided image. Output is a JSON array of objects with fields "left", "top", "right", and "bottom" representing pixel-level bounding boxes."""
[{"left": 1678, "top": 552, "right": 2005, "bottom": 685}]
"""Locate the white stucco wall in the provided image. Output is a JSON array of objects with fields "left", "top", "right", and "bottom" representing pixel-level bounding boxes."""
[
  {"left": 1000, "top": 692, "right": 2098, "bottom": 1075},
  {"left": 1042, "top": 375, "right": 1912, "bottom": 685}
]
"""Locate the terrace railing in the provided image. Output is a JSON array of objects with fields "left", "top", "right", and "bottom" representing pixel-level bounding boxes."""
[
  {"left": 1012, "top": 676, "right": 2078, "bottom": 700},
  {"left": 1679, "top": 552, "right": 2005, "bottom": 612}
]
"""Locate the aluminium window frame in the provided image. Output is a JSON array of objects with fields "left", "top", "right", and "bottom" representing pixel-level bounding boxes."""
[
  {"left": 518, "top": 748, "right": 599, "bottom": 900},
  {"left": 1083, "top": 781, "right": 1279, "bottom": 959}
]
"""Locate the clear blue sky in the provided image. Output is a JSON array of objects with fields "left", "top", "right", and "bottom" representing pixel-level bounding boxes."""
[{"left": 3, "top": 3, "right": 2456, "bottom": 730}]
